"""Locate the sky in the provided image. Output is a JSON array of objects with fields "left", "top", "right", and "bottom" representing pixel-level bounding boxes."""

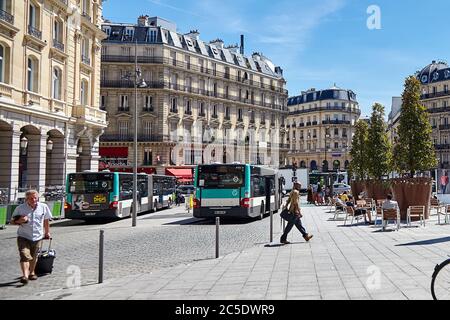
[{"left": 103, "top": 0, "right": 450, "bottom": 118}]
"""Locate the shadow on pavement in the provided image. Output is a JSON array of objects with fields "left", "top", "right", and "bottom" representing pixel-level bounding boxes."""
[
  {"left": 51, "top": 219, "right": 117, "bottom": 227},
  {"left": 396, "top": 236, "right": 450, "bottom": 246},
  {"left": 0, "top": 278, "right": 24, "bottom": 288}
]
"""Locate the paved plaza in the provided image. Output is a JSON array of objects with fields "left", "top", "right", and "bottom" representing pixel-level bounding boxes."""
[{"left": 3, "top": 198, "right": 449, "bottom": 300}]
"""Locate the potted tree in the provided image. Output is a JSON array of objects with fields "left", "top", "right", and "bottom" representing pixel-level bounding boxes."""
[
  {"left": 392, "top": 76, "right": 437, "bottom": 219},
  {"left": 349, "top": 120, "right": 369, "bottom": 197},
  {"left": 365, "top": 103, "right": 394, "bottom": 200}
]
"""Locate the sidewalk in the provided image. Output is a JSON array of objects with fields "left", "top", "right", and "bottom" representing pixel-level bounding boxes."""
[{"left": 16, "top": 201, "right": 450, "bottom": 300}]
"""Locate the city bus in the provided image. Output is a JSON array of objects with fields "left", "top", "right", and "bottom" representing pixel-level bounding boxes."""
[
  {"left": 64, "top": 172, "right": 176, "bottom": 220},
  {"left": 193, "top": 164, "right": 280, "bottom": 219}
]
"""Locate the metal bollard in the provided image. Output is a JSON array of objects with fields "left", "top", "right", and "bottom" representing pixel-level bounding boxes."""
[
  {"left": 270, "top": 210, "right": 273, "bottom": 243},
  {"left": 99, "top": 230, "right": 104, "bottom": 284},
  {"left": 215, "top": 217, "right": 220, "bottom": 258}
]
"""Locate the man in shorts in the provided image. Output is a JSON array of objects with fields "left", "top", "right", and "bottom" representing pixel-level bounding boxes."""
[{"left": 10, "top": 190, "right": 52, "bottom": 284}]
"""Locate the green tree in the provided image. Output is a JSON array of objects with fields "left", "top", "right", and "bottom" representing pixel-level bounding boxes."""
[
  {"left": 393, "top": 76, "right": 437, "bottom": 176},
  {"left": 367, "top": 103, "right": 393, "bottom": 179},
  {"left": 349, "top": 120, "right": 369, "bottom": 180}
]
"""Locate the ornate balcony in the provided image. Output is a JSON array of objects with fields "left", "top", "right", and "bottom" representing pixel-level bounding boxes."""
[
  {"left": 0, "top": 9, "right": 14, "bottom": 24},
  {"left": 53, "top": 39, "right": 64, "bottom": 52},
  {"left": 28, "top": 25, "right": 42, "bottom": 39}
]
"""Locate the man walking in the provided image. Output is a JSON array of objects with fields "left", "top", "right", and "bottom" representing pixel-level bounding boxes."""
[
  {"left": 10, "top": 190, "right": 52, "bottom": 284},
  {"left": 280, "top": 182, "right": 313, "bottom": 244},
  {"left": 440, "top": 171, "right": 449, "bottom": 194}
]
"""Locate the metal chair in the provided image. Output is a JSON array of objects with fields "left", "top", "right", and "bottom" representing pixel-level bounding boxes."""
[
  {"left": 440, "top": 205, "right": 450, "bottom": 225},
  {"left": 406, "top": 205, "right": 426, "bottom": 227},
  {"left": 344, "top": 205, "right": 364, "bottom": 226},
  {"left": 381, "top": 208, "right": 400, "bottom": 231}
]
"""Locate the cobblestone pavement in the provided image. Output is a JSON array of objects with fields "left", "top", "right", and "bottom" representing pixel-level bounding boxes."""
[
  {"left": 0, "top": 204, "right": 283, "bottom": 299},
  {"left": 10, "top": 199, "right": 450, "bottom": 300}
]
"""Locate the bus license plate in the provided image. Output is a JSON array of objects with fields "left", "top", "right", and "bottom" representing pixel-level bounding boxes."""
[
  {"left": 84, "top": 212, "right": 96, "bottom": 216},
  {"left": 215, "top": 211, "right": 226, "bottom": 215}
]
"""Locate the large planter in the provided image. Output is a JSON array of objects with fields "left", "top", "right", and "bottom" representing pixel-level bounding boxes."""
[
  {"left": 351, "top": 180, "right": 365, "bottom": 199},
  {"left": 391, "top": 177, "right": 432, "bottom": 220},
  {"left": 364, "top": 180, "right": 393, "bottom": 201}
]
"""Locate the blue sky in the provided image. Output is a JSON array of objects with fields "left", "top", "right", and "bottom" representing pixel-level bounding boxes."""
[{"left": 103, "top": 0, "right": 450, "bottom": 117}]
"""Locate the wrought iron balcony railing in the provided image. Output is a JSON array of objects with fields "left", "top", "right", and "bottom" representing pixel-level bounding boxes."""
[
  {"left": 0, "top": 9, "right": 14, "bottom": 24},
  {"left": 28, "top": 25, "right": 42, "bottom": 39}
]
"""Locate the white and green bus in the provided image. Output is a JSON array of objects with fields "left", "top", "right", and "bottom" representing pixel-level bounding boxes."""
[
  {"left": 65, "top": 172, "right": 176, "bottom": 220},
  {"left": 193, "top": 164, "right": 280, "bottom": 219}
]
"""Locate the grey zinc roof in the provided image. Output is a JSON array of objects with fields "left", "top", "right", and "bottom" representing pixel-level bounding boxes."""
[
  {"left": 208, "top": 44, "right": 222, "bottom": 60},
  {"left": 233, "top": 53, "right": 247, "bottom": 68},
  {"left": 222, "top": 48, "right": 234, "bottom": 64},
  {"left": 169, "top": 30, "right": 182, "bottom": 48},
  {"left": 246, "top": 57, "right": 258, "bottom": 71},
  {"left": 197, "top": 39, "right": 209, "bottom": 56}
]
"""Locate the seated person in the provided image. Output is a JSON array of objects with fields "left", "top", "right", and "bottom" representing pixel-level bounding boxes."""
[
  {"left": 346, "top": 195, "right": 373, "bottom": 224},
  {"left": 339, "top": 191, "right": 349, "bottom": 203},
  {"left": 381, "top": 194, "right": 399, "bottom": 210},
  {"left": 335, "top": 195, "right": 345, "bottom": 211}
]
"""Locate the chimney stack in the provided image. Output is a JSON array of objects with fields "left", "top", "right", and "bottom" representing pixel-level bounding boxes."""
[
  {"left": 137, "top": 15, "right": 149, "bottom": 27},
  {"left": 240, "top": 35, "right": 244, "bottom": 55}
]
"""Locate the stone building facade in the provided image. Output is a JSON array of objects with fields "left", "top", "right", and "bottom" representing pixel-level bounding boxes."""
[
  {"left": 0, "top": 0, "right": 106, "bottom": 201},
  {"left": 99, "top": 15, "right": 289, "bottom": 176},
  {"left": 286, "top": 86, "right": 361, "bottom": 172}
]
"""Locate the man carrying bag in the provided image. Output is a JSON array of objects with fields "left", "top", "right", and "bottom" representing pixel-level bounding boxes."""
[{"left": 280, "top": 182, "right": 313, "bottom": 245}]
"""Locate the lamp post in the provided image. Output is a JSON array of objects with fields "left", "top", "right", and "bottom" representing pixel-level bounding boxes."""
[
  {"left": 324, "top": 128, "right": 330, "bottom": 172},
  {"left": 125, "top": 39, "right": 147, "bottom": 228}
]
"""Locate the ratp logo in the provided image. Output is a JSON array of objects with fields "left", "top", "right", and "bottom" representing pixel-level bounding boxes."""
[{"left": 367, "top": 5, "right": 382, "bottom": 30}]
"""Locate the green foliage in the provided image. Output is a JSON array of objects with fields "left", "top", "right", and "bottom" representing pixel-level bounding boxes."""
[
  {"left": 393, "top": 76, "right": 437, "bottom": 176},
  {"left": 349, "top": 120, "right": 369, "bottom": 181},
  {"left": 366, "top": 103, "right": 393, "bottom": 179}
]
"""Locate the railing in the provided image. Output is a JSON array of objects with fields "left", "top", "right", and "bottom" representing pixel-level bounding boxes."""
[
  {"left": 118, "top": 107, "right": 130, "bottom": 112},
  {"left": 421, "top": 91, "right": 450, "bottom": 99},
  {"left": 142, "top": 107, "right": 154, "bottom": 113},
  {"left": 25, "top": 91, "right": 41, "bottom": 105},
  {"left": 322, "top": 120, "right": 351, "bottom": 125},
  {"left": 81, "top": 55, "right": 91, "bottom": 65},
  {"left": 169, "top": 108, "right": 178, "bottom": 113},
  {"left": 28, "top": 25, "right": 42, "bottom": 40},
  {"left": 0, "top": 9, "right": 14, "bottom": 24},
  {"left": 50, "top": 99, "right": 66, "bottom": 113},
  {"left": 100, "top": 78, "right": 285, "bottom": 110},
  {"left": 435, "top": 144, "right": 450, "bottom": 150},
  {"left": 429, "top": 106, "right": 450, "bottom": 114},
  {"left": 0, "top": 82, "right": 13, "bottom": 97},
  {"left": 184, "top": 110, "right": 192, "bottom": 115},
  {"left": 73, "top": 105, "right": 107, "bottom": 124},
  {"left": 290, "top": 106, "right": 361, "bottom": 115},
  {"left": 439, "top": 124, "right": 450, "bottom": 131},
  {"left": 100, "top": 134, "right": 167, "bottom": 142},
  {"left": 100, "top": 55, "right": 289, "bottom": 96},
  {"left": 53, "top": 39, "right": 64, "bottom": 52}
]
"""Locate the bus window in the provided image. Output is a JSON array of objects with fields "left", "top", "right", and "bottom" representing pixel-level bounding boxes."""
[
  {"left": 68, "top": 173, "right": 113, "bottom": 194},
  {"left": 119, "top": 174, "right": 133, "bottom": 200},
  {"left": 251, "top": 176, "right": 266, "bottom": 197},
  {"left": 198, "top": 165, "right": 244, "bottom": 189}
]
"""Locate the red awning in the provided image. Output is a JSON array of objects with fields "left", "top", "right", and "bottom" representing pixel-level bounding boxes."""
[
  {"left": 99, "top": 147, "right": 128, "bottom": 158},
  {"left": 165, "top": 168, "right": 193, "bottom": 179}
]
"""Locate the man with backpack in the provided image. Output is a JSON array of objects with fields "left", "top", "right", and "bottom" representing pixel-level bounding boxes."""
[{"left": 280, "top": 182, "right": 313, "bottom": 244}]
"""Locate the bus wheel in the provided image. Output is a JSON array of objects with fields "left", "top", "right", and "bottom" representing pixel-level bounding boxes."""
[{"left": 260, "top": 201, "right": 265, "bottom": 220}]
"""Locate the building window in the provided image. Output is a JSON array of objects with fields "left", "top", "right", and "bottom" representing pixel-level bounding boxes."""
[
  {"left": 120, "top": 95, "right": 129, "bottom": 109},
  {"left": 143, "top": 148, "right": 153, "bottom": 165},
  {"left": 82, "top": 38, "right": 90, "bottom": 64},
  {"left": 334, "top": 128, "right": 339, "bottom": 136},
  {"left": 225, "top": 106, "right": 230, "bottom": 119},
  {"left": 53, "top": 19, "right": 63, "bottom": 47},
  {"left": 119, "top": 121, "right": 129, "bottom": 139},
  {"left": 27, "top": 57, "right": 38, "bottom": 92},
  {"left": 213, "top": 104, "right": 217, "bottom": 118},
  {"left": 29, "top": 2, "right": 38, "bottom": 29},
  {"left": 199, "top": 102, "right": 205, "bottom": 115},
  {"left": 80, "top": 80, "right": 89, "bottom": 105},
  {"left": 144, "top": 96, "right": 153, "bottom": 111},
  {"left": 186, "top": 99, "right": 191, "bottom": 114},
  {"left": 100, "top": 95, "right": 106, "bottom": 110},
  {"left": 52, "top": 67, "right": 62, "bottom": 100},
  {"left": 149, "top": 29, "right": 157, "bottom": 42},
  {"left": 143, "top": 121, "right": 152, "bottom": 139},
  {"left": 171, "top": 97, "right": 177, "bottom": 112},
  {"left": 0, "top": 45, "right": 5, "bottom": 83},
  {"left": 445, "top": 85, "right": 449, "bottom": 93},
  {"left": 238, "top": 108, "right": 242, "bottom": 121}
]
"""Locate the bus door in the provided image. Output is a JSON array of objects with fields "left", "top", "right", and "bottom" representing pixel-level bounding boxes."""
[{"left": 264, "top": 176, "right": 275, "bottom": 213}]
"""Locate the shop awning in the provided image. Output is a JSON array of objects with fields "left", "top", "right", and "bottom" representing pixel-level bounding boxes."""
[
  {"left": 165, "top": 168, "right": 193, "bottom": 180},
  {"left": 99, "top": 147, "right": 128, "bottom": 158}
]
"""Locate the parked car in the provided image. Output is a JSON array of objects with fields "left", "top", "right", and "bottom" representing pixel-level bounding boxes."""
[
  {"left": 176, "top": 185, "right": 195, "bottom": 195},
  {"left": 332, "top": 183, "right": 351, "bottom": 195}
]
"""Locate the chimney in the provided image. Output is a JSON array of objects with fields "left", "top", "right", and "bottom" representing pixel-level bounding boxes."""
[
  {"left": 186, "top": 29, "right": 200, "bottom": 40},
  {"left": 240, "top": 35, "right": 244, "bottom": 55},
  {"left": 137, "top": 15, "right": 149, "bottom": 27}
]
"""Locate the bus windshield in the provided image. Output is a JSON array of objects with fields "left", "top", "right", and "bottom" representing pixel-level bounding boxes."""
[
  {"left": 197, "top": 165, "right": 245, "bottom": 189},
  {"left": 68, "top": 173, "right": 113, "bottom": 194}
]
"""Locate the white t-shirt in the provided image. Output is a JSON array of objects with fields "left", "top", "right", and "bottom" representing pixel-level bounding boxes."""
[{"left": 12, "top": 202, "right": 52, "bottom": 241}]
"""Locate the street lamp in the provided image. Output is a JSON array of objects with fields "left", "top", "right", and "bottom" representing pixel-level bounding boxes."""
[
  {"left": 122, "top": 39, "right": 148, "bottom": 227},
  {"left": 46, "top": 138, "right": 54, "bottom": 152},
  {"left": 324, "top": 128, "right": 330, "bottom": 172},
  {"left": 20, "top": 136, "right": 28, "bottom": 156}
]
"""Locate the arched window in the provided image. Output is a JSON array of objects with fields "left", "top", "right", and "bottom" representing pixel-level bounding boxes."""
[
  {"left": 52, "top": 68, "right": 62, "bottom": 100},
  {"left": 322, "top": 160, "right": 329, "bottom": 172},
  {"left": 27, "top": 57, "right": 38, "bottom": 92},
  {"left": 310, "top": 160, "right": 317, "bottom": 171},
  {"left": 345, "top": 160, "right": 350, "bottom": 169},
  {"left": 333, "top": 160, "right": 341, "bottom": 171},
  {"left": 80, "top": 79, "right": 88, "bottom": 105}
]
